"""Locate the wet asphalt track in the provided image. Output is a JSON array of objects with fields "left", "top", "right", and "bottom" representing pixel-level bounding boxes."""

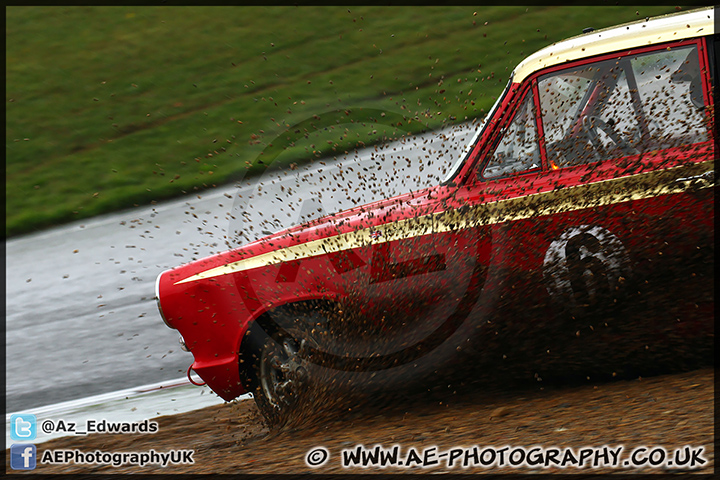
[{"left": 5, "top": 123, "right": 477, "bottom": 413}]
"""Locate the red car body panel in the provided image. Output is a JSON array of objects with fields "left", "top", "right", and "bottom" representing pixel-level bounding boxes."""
[{"left": 156, "top": 15, "right": 715, "bottom": 401}]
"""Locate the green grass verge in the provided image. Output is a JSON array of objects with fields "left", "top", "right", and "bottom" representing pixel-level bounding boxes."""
[{"left": 6, "top": 5, "right": 677, "bottom": 237}]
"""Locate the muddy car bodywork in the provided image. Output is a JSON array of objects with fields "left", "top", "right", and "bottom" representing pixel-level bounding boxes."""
[{"left": 156, "top": 8, "right": 715, "bottom": 423}]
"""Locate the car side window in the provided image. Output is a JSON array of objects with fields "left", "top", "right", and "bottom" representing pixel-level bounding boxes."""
[
  {"left": 538, "top": 44, "right": 708, "bottom": 169},
  {"left": 539, "top": 61, "right": 637, "bottom": 167},
  {"left": 631, "top": 46, "right": 708, "bottom": 148},
  {"left": 480, "top": 91, "right": 540, "bottom": 179}
]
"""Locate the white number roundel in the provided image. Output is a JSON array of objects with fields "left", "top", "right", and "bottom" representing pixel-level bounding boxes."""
[{"left": 543, "top": 225, "right": 630, "bottom": 313}]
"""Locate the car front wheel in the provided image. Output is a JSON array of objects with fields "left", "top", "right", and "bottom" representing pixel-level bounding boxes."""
[
  {"left": 255, "top": 330, "right": 313, "bottom": 425},
  {"left": 241, "top": 315, "right": 325, "bottom": 427}
]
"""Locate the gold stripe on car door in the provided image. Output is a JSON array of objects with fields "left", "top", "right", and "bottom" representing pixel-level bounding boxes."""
[{"left": 175, "top": 159, "right": 713, "bottom": 285}]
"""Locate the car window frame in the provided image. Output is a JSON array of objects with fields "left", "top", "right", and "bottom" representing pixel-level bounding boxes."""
[
  {"left": 457, "top": 36, "right": 712, "bottom": 190},
  {"left": 456, "top": 82, "right": 539, "bottom": 186},
  {"left": 476, "top": 85, "right": 544, "bottom": 181},
  {"left": 442, "top": 78, "right": 513, "bottom": 185},
  {"left": 536, "top": 38, "right": 713, "bottom": 172}
]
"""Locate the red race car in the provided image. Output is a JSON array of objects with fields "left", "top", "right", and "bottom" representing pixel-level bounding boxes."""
[{"left": 156, "top": 7, "right": 715, "bottom": 425}]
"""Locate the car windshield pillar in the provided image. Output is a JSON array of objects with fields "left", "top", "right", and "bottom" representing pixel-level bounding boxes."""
[{"left": 442, "top": 78, "right": 513, "bottom": 185}]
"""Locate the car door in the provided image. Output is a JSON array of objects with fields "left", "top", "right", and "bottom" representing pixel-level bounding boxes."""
[
  {"left": 535, "top": 39, "right": 715, "bottom": 373},
  {"left": 455, "top": 38, "right": 714, "bottom": 373},
  {"left": 535, "top": 39, "right": 714, "bottom": 322},
  {"left": 447, "top": 82, "right": 559, "bottom": 364}
]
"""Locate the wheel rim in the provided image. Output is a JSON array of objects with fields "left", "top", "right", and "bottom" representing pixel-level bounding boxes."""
[{"left": 259, "top": 335, "right": 307, "bottom": 409}]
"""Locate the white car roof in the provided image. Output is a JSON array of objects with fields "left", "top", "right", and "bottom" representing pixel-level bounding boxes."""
[{"left": 512, "top": 6, "right": 715, "bottom": 83}]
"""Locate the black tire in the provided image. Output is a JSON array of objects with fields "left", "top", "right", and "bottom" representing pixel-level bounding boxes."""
[
  {"left": 238, "top": 324, "right": 292, "bottom": 427},
  {"left": 239, "top": 305, "right": 330, "bottom": 427}
]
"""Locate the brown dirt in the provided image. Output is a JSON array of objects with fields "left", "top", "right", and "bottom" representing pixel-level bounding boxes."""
[{"left": 7, "top": 367, "right": 714, "bottom": 474}]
